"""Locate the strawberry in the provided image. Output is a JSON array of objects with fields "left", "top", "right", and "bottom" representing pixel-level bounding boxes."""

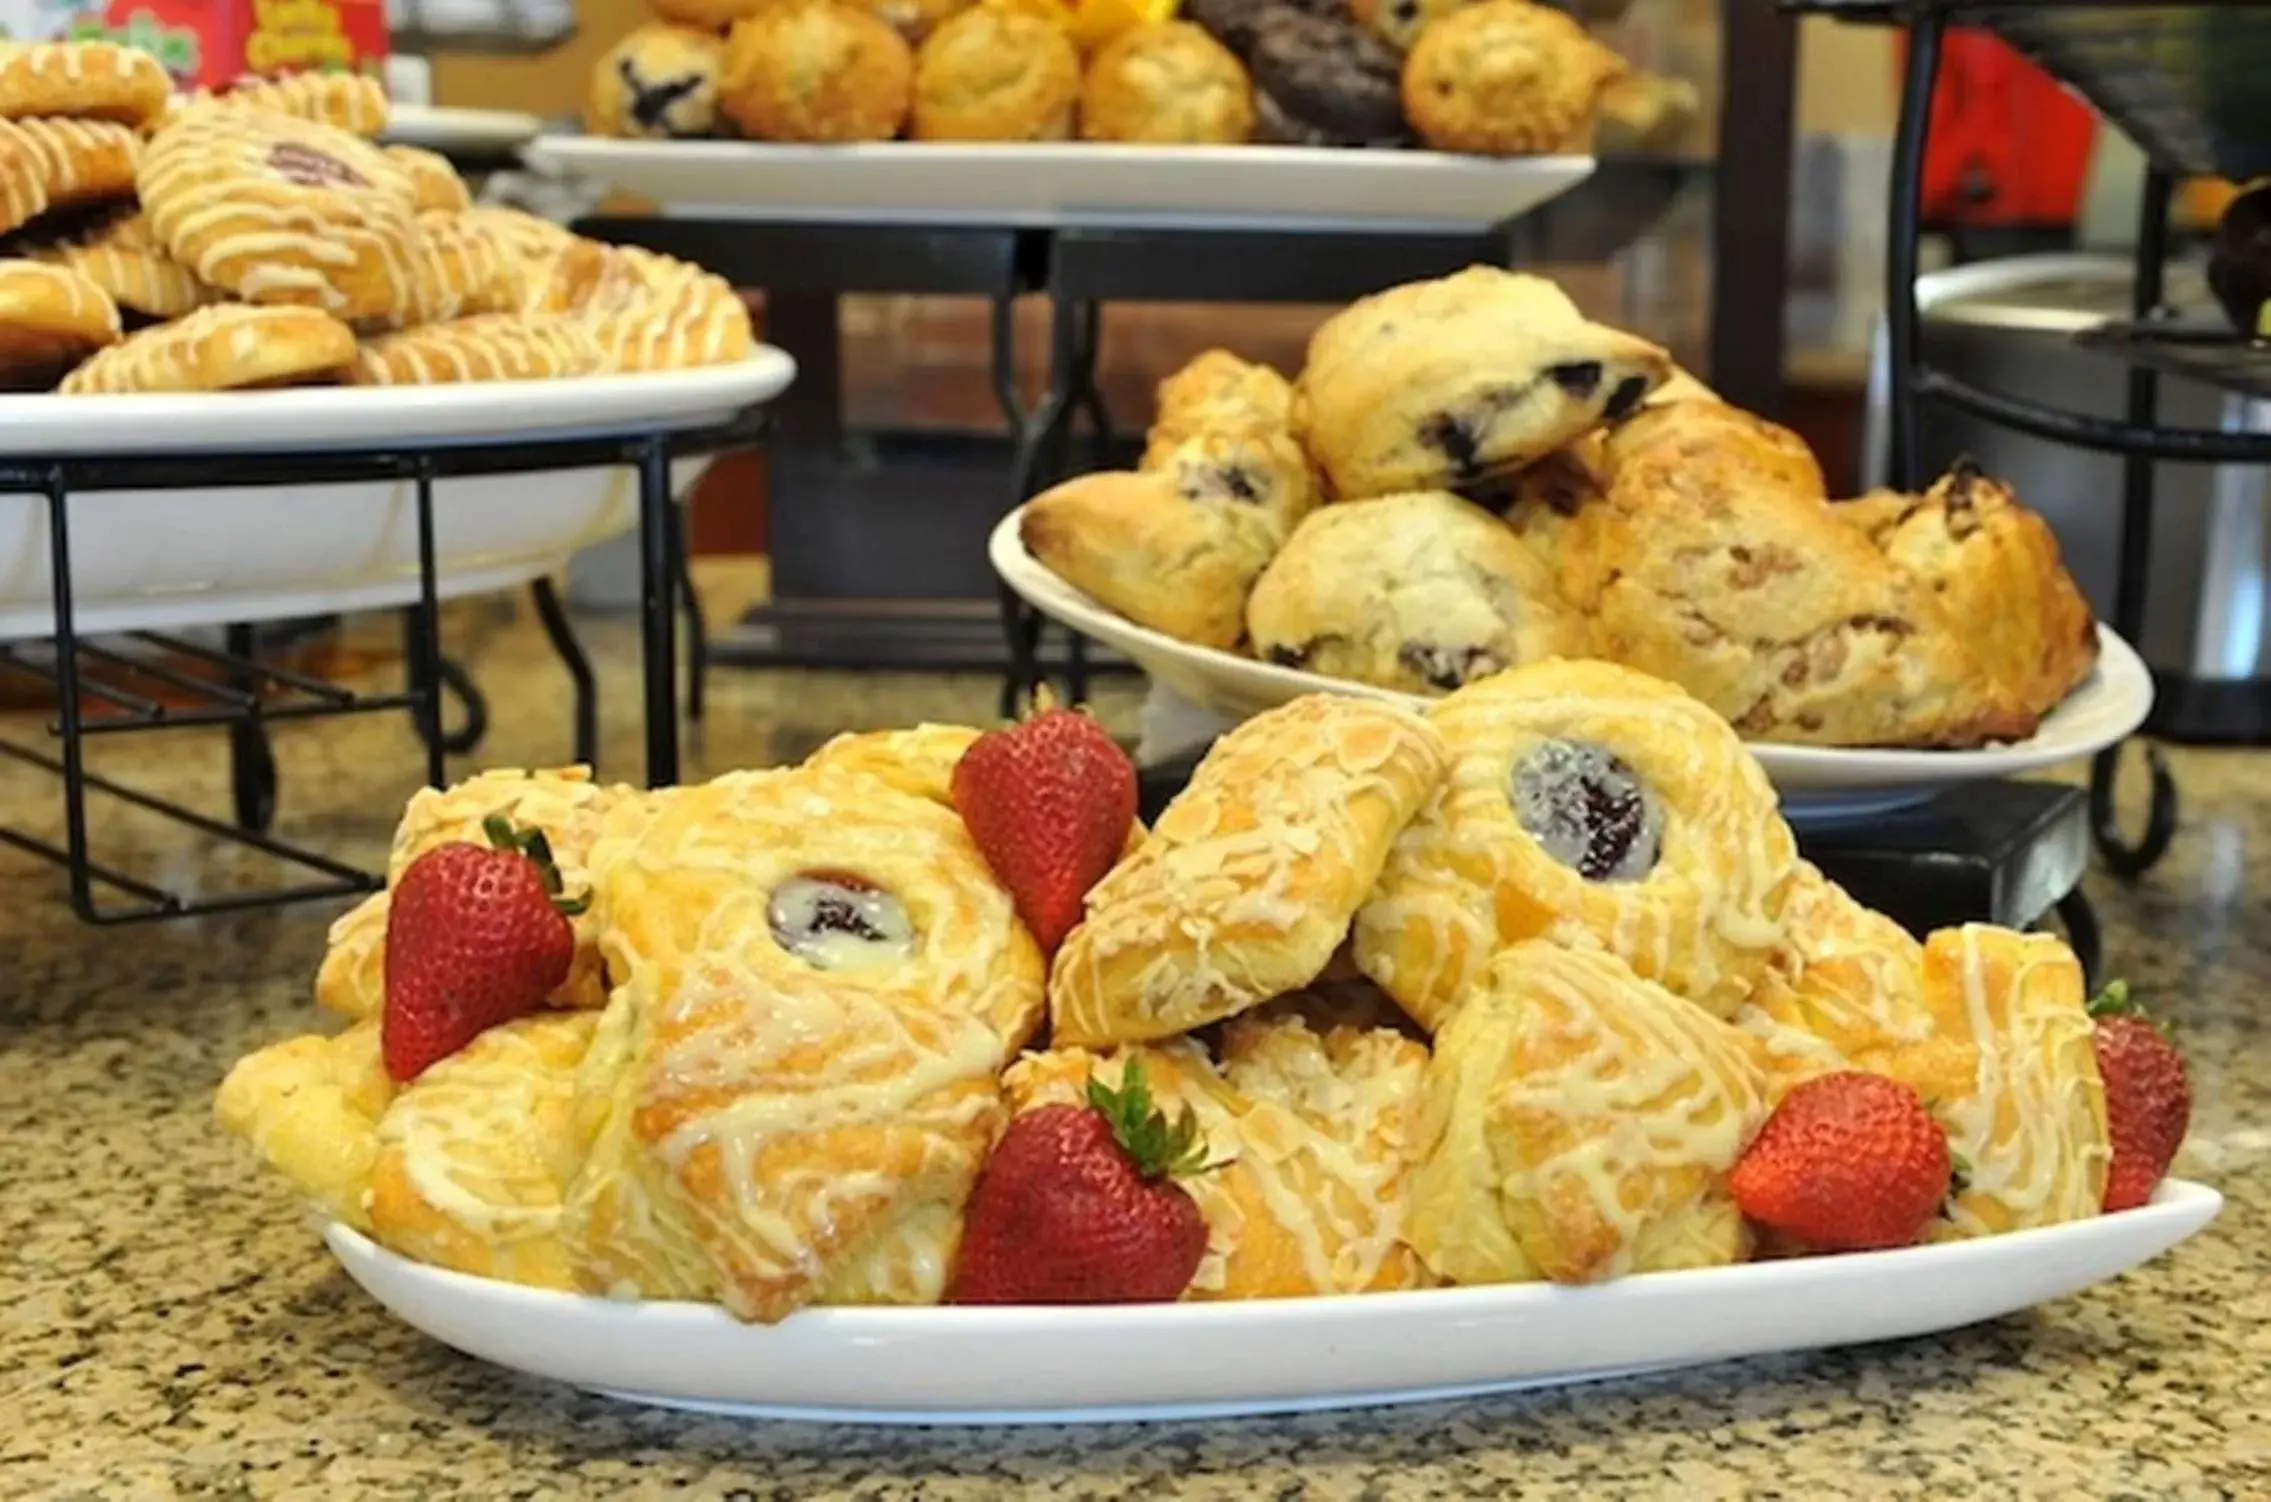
[
  {"left": 382, "top": 814, "right": 587, "bottom": 1084},
  {"left": 2090, "top": 981, "right": 2191, "bottom": 1212},
  {"left": 949, "top": 1060, "right": 1211, "bottom": 1305},
  {"left": 1730, "top": 1071, "right": 1952, "bottom": 1252},
  {"left": 951, "top": 691, "right": 1136, "bottom": 955}
]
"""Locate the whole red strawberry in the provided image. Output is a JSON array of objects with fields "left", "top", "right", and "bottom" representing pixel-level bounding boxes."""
[
  {"left": 382, "top": 814, "right": 587, "bottom": 1083},
  {"left": 1731, "top": 1071, "right": 1952, "bottom": 1252},
  {"left": 2090, "top": 981, "right": 2191, "bottom": 1212},
  {"left": 950, "top": 1060, "right": 1211, "bottom": 1305},
  {"left": 952, "top": 692, "right": 1136, "bottom": 955}
]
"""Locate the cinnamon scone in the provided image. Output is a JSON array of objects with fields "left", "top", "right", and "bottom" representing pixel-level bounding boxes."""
[
  {"left": 1246, "top": 490, "right": 1588, "bottom": 694},
  {"left": 1561, "top": 400, "right": 2037, "bottom": 747}
]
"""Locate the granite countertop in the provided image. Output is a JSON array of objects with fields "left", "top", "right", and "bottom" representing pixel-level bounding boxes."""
[{"left": 2, "top": 606, "right": 2265, "bottom": 1499}]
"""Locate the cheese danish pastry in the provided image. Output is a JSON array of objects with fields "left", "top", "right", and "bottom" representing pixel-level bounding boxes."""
[
  {"left": 1407, "top": 941, "right": 1771, "bottom": 1287},
  {"left": 562, "top": 766, "right": 1046, "bottom": 1321},
  {"left": 215, "top": 1019, "right": 394, "bottom": 1232},
  {"left": 1050, "top": 694, "right": 1447, "bottom": 1046},
  {"left": 1354, "top": 659, "right": 1797, "bottom": 1029}
]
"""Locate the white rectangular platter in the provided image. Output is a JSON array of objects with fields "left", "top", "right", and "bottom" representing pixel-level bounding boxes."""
[
  {"left": 523, "top": 138, "right": 1596, "bottom": 233},
  {"left": 325, "top": 1180, "right": 2219, "bottom": 1426}
]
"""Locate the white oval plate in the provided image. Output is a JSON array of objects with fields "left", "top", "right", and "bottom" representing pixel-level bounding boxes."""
[
  {"left": 325, "top": 1180, "right": 2218, "bottom": 1425},
  {"left": 525, "top": 137, "right": 1594, "bottom": 233},
  {"left": 0, "top": 350, "right": 794, "bottom": 458},
  {"left": 382, "top": 104, "right": 546, "bottom": 155},
  {"left": 991, "top": 508, "right": 2156, "bottom": 816}
]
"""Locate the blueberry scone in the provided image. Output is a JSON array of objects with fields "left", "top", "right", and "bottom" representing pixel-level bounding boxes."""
[
  {"left": 588, "top": 23, "right": 726, "bottom": 140},
  {"left": 1246, "top": 490, "right": 1588, "bottom": 693},
  {"left": 1293, "top": 266, "right": 1668, "bottom": 500}
]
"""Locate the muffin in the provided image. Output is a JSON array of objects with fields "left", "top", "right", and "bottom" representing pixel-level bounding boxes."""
[
  {"left": 1081, "top": 21, "right": 1254, "bottom": 144},
  {"left": 587, "top": 24, "right": 725, "bottom": 139},
  {"left": 911, "top": 5, "right": 1082, "bottom": 141},
  {"left": 720, "top": 0, "right": 914, "bottom": 142},
  {"left": 1400, "top": 0, "right": 1625, "bottom": 155},
  {"left": 1247, "top": 9, "right": 1409, "bottom": 146},
  {"left": 1351, "top": 0, "right": 1466, "bottom": 52}
]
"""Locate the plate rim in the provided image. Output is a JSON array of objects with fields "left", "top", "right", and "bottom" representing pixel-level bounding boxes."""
[{"left": 989, "top": 506, "right": 2156, "bottom": 781}]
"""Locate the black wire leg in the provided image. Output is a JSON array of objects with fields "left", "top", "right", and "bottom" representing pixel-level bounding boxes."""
[
  {"left": 223, "top": 623, "right": 277, "bottom": 834},
  {"left": 636, "top": 436, "right": 680, "bottom": 789},
  {"left": 2053, "top": 887, "right": 2104, "bottom": 994},
  {"left": 2090, "top": 740, "right": 2179, "bottom": 878},
  {"left": 1060, "top": 299, "right": 1108, "bottom": 705},
  {"left": 998, "top": 291, "right": 1084, "bottom": 718},
  {"left": 669, "top": 497, "right": 708, "bottom": 725},
  {"left": 1882, "top": 5, "right": 1943, "bottom": 491},
  {"left": 528, "top": 577, "right": 598, "bottom": 768}
]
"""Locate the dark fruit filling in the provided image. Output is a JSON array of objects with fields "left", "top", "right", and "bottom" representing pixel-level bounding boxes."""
[
  {"left": 267, "top": 143, "right": 367, "bottom": 190},
  {"left": 1266, "top": 642, "right": 1314, "bottom": 669},
  {"left": 1511, "top": 739, "right": 1663, "bottom": 882},
  {"left": 1398, "top": 640, "right": 1502, "bottom": 691},
  {"left": 768, "top": 871, "right": 917, "bottom": 969},
  {"left": 1420, "top": 410, "right": 1484, "bottom": 476},
  {"left": 622, "top": 61, "right": 706, "bottom": 134},
  {"left": 1604, "top": 374, "right": 1650, "bottom": 420},
  {"left": 1547, "top": 360, "right": 1603, "bottom": 399}
]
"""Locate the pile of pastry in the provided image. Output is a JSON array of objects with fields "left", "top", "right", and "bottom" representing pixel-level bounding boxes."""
[
  {"left": 1023, "top": 265, "right": 2102, "bottom": 749},
  {"left": 0, "top": 43, "right": 751, "bottom": 395},
  {"left": 219, "top": 668, "right": 2179, "bottom": 1322},
  {"left": 588, "top": 0, "right": 1693, "bottom": 153}
]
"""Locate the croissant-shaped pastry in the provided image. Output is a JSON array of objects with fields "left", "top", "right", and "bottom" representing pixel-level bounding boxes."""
[
  {"left": 1407, "top": 941, "right": 1771, "bottom": 1286},
  {"left": 1838, "top": 463, "right": 2099, "bottom": 721},
  {"left": 1355, "top": 659, "right": 1797, "bottom": 1028},
  {"left": 1244, "top": 491, "right": 1590, "bottom": 694},
  {"left": 563, "top": 766, "right": 1046, "bottom": 1321},
  {"left": 315, "top": 767, "right": 639, "bottom": 1021},
  {"left": 1005, "top": 1009, "right": 1433, "bottom": 1298},
  {"left": 1561, "top": 402, "right": 2037, "bottom": 748},
  {"left": 1051, "top": 694, "right": 1447, "bottom": 1046}
]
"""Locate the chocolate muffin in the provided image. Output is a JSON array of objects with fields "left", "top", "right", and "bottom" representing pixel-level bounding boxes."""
[
  {"left": 1247, "top": 8, "right": 1409, "bottom": 147},
  {"left": 1179, "top": 0, "right": 1338, "bottom": 58}
]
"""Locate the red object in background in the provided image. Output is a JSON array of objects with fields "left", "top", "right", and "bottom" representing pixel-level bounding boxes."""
[
  {"left": 53, "top": 0, "right": 388, "bottom": 90},
  {"left": 1905, "top": 29, "right": 2096, "bottom": 227}
]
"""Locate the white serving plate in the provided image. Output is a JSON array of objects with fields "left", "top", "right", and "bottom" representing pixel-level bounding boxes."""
[
  {"left": 383, "top": 104, "right": 546, "bottom": 155},
  {"left": 325, "top": 1179, "right": 2219, "bottom": 1425},
  {"left": 523, "top": 138, "right": 1595, "bottom": 233},
  {"left": 0, "top": 351, "right": 793, "bottom": 457},
  {"left": 992, "top": 509, "right": 2156, "bottom": 817}
]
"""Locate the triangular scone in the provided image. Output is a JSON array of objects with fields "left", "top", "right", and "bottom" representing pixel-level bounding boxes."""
[
  {"left": 1006, "top": 1010, "right": 1433, "bottom": 1298},
  {"left": 1050, "top": 695, "right": 1447, "bottom": 1046},
  {"left": 215, "top": 1020, "right": 393, "bottom": 1232},
  {"left": 1142, "top": 348, "right": 1297, "bottom": 459},
  {"left": 1407, "top": 942, "right": 1771, "bottom": 1286},
  {"left": 1920, "top": 926, "right": 2109, "bottom": 1238},
  {"left": 315, "top": 767, "right": 640, "bottom": 1021},
  {"left": 1292, "top": 267, "right": 1669, "bottom": 500},
  {"left": 1353, "top": 659, "right": 1797, "bottom": 1030},
  {"left": 1562, "top": 401, "right": 2037, "bottom": 748},
  {"left": 561, "top": 766, "right": 1045, "bottom": 1322},
  {"left": 365, "top": 1012, "right": 597, "bottom": 1291},
  {"left": 1837, "top": 463, "right": 2099, "bottom": 721}
]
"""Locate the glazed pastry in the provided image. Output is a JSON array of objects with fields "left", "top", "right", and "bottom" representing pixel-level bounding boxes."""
[
  {"left": 0, "top": 117, "right": 140, "bottom": 233},
  {"left": 1839, "top": 462, "right": 2099, "bottom": 721},
  {"left": 912, "top": 6, "right": 1081, "bottom": 141},
  {"left": 57, "top": 304, "right": 357, "bottom": 393},
  {"left": 0, "top": 258, "right": 118, "bottom": 388},
  {"left": 353, "top": 314, "right": 607, "bottom": 385},
  {"left": 1400, "top": 0, "right": 1626, "bottom": 156},
  {"left": 1080, "top": 22, "right": 1254, "bottom": 144},
  {"left": 399, "top": 210, "right": 527, "bottom": 327},
  {"left": 1353, "top": 658, "right": 1797, "bottom": 1028},
  {"left": 1050, "top": 694, "right": 1447, "bottom": 1046},
  {"left": 465, "top": 205, "right": 577, "bottom": 265},
  {"left": 562, "top": 765, "right": 1046, "bottom": 1321},
  {"left": 315, "top": 768, "right": 639, "bottom": 1022},
  {"left": 1562, "top": 401, "right": 2038, "bottom": 747},
  {"left": 585, "top": 270, "right": 754, "bottom": 372},
  {"left": 587, "top": 24, "right": 726, "bottom": 141},
  {"left": 179, "top": 72, "right": 391, "bottom": 136},
  {"left": 1019, "top": 467, "right": 1286, "bottom": 651},
  {"left": 719, "top": 1, "right": 915, "bottom": 143},
  {"left": 384, "top": 145, "right": 473, "bottom": 215},
  {"left": 802, "top": 722, "right": 980, "bottom": 807},
  {"left": 1246, "top": 10, "right": 1408, "bottom": 146},
  {"left": 19, "top": 208, "right": 215, "bottom": 320},
  {"left": 1142, "top": 347, "right": 1297, "bottom": 457},
  {"left": 1246, "top": 490, "right": 1589, "bottom": 694},
  {"left": 1407, "top": 940, "right": 1771, "bottom": 1285},
  {"left": 1294, "top": 267, "right": 1669, "bottom": 499},
  {"left": 1351, "top": 0, "right": 1462, "bottom": 51},
  {"left": 1005, "top": 1009, "right": 1434, "bottom": 1298},
  {"left": 138, "top": 110, "right": 419, "bottom": 321},
  {"left": 365, "top": 1012, "right": 598, "bottom": 1290},
  {"left": 1920, "top": 926, "right": 2110, "bottom": 1238},
  {"left": 215, "top": 1020, "right": 394, "bottom": 1232},
  {"left": 0, "top": 41, "right": 172, "bottom": 128}
]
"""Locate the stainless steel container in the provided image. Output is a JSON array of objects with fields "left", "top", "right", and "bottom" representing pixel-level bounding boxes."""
[{"left": 1866, "top": 254, "right": 2271, "bottom": 741}]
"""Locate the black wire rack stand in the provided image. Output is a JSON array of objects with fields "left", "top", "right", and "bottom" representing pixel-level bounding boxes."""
[
  {"left": 1785, "top": 0, "right": 2271, "bottom": 878},
  {"left": 0, "top": 409, "right": 767, "bottom": 925}
]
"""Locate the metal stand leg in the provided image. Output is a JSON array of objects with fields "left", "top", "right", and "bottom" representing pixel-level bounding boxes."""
[
  {"left": 669, "top": 497, "right": 707, "bottom": 725},
  {"left": 637, "top": 437, "right": 680, "bottom": 789},
  {"left": 529, "top": 577, "right": 598, "bottom": 768},
  {"left": 1883, "top": 7, "right": 1943, "bottom": 492},
  {"left": 998, "top": 289, "right": 1086, "bottom": 717},
  {"left": 408, "top": 461, "right": 446, "bottom": 790},
  {"left": 2054, "top": 887, "right": 2104, "bottom": 994},
  {"left": 224, "top": 623, "right": 277, "bottom": 834},
  {"left": 43, "top": 477, "right": 99, "bottom": 922}
]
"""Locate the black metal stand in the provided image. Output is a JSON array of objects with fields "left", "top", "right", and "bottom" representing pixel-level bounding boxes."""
[{"left": 0, "top": 411, "right": 766, "bottom": 923}]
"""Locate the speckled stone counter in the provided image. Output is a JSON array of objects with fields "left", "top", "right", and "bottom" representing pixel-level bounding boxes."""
[{"left": 2, "top": 605, "right": 2266, "bottom": 1500}]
